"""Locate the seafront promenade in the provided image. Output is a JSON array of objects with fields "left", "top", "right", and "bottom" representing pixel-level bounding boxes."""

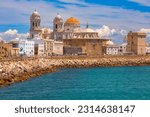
[{"left": 1, "top": 55, "right": 150, "bottom": 87}]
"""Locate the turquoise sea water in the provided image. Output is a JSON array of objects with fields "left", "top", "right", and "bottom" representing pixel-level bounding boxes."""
[{"left": 0, "top": 66, "right": 150, "bottom": 100}]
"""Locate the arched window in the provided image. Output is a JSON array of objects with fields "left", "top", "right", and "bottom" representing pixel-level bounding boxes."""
[
  {"left": 32, "top": 22, "right": 34, "bottom": 27},
  {"left": 55, "top": 24, "right": 57, "bottom": 29}
]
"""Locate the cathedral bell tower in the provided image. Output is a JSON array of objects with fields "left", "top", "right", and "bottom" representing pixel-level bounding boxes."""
[
  {"left": 53, "top": 13, "right": 64, "bottom": 41},
  {"left": 53, "top": 13, "right": 63, "bottom": 32},
  {"left": 30, "top": 10, "right": 41, "bottom": 38}
]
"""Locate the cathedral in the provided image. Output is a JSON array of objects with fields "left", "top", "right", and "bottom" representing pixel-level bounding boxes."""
[
  {"left": 30, "top": 10, "right": 99, "bottom": 40},
  {"left": 29, "top": 10, "right": 108, "bottom": 56}
]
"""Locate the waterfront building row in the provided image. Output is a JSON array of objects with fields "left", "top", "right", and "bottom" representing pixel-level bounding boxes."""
[
  {"left": 1, "top": 34, "right": 150, "bottom": 57},
  {"left": 0, "top": 10, "right": 149, "bottom": 57},
  {"left": 29, "top": 10, "right": 149, "bottom": 56},
  {"left": 0, "top": 38, "right": 63, "bottom": 57}
]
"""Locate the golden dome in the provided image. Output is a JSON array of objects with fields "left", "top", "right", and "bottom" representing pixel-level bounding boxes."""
[{"left": 65, "top": 17, "right": 80, "bottom": 25}]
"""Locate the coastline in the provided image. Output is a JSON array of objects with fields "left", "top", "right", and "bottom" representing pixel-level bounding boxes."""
[{"left": 1, "top": 55, "right": 150, "bottom": 87}]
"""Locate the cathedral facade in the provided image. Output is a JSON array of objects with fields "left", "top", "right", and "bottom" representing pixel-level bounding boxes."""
[
  {"left": 30, "top": 10, "right": 99, "bottom": 40},
  {"left": 29, "top": 10, "right": 108, "bottom": 56}
]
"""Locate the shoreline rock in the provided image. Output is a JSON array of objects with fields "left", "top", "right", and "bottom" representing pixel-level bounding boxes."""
[{"left": 1, "top": 55, "right": 150, "bottom": 87}]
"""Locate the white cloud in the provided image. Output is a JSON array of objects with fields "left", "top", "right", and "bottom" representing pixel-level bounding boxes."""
[
  {"left": 4, "top": 29, "right": 18, "bottom": 35},
  {"left": 139, "top": 28, "right": 150, "bottom": 37},
  {"left": 95, "top": 25, "right": 128, "bottom": 44},
  {"left": 95, "top": 25, "right": 127, "bottom": 39},
  {"left": 0, "top": 29, "right": 29, "bottom": 41},
  {"left": 140, "top": 28, "right": 150, "bottom": 33},
  {"left": 120, "top": 30, "right": 127, "bottom": 35},
  {"left": 95, "top": 25, "right": 117, "bottom": 38},
  {"left": 128, "top": 0, "right": 150, "bottom": 6}
]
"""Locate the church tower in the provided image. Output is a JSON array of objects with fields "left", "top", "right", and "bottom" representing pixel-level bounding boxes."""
[
  {"left": 30, "top": 10, "right": 42, "bottom": 38},
  {"left": 53, "top": 13, "right": 63, "bottom": 32},
  {"left": 127, "top": 31, "right": 146, "bottom": 55},
  {"left": 53, "top": 13, "right": 64, "bottom": 41}
]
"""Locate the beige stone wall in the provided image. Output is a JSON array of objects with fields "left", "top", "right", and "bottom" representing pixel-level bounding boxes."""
[
  {"left": 43, "top": 39, "right": 54, "bottom": 56},
  {"left": 63, "top": 39, "right": 105, "bottom": 56},
  {"left": 0, "top": 42, "right": 14, "bottom": 57},
  {"left": 127, "top": 32, "right": 146, "bottom": 55},
  {"left": 53, "top": 41, "right": 63, "bottom": 55},
  {"left": 84, "top": 42, "right": 102, "bottom": 56},
  {"left": 30, "top": 29, "right": 42, "bottom": 38},
  {"left": 11, "top": 48, "right": 19, "bottom": 56}
]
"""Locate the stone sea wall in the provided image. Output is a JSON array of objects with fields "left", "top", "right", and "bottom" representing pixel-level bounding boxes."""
[{"left": 1, "top": 55, "right": 150, "bottom": 87}]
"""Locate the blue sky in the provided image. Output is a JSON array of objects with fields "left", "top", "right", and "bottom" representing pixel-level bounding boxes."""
[
  {"left": 1, "top": 0, "right": 150, "bottom": 43},
  {"left": 85, "top": 0, "right": 150, "bottom": 12}
]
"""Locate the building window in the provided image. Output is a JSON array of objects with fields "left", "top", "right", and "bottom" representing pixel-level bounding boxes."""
[
  {"left": 55, "top": 24, "right": 57, "bottom": 29},
  {"left": 32, "top": 22, "right": 34, "bottom": 27}
]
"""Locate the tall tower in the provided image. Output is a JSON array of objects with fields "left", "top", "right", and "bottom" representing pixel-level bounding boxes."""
[
  {"left": 127, "top": 31, "right": 146, "bottom": 55},
  {"left": 53, "top": 13, "right": 63, "bottom": 41},
  {"left": 53, "top": 13, "right": 63, "bottom": 32},
  {"left": 30, "top": 10, "right": 42, "bottom": 38}
]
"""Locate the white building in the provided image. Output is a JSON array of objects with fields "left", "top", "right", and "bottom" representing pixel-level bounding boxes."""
[
  {"left": 105, "top": 45, "right": 120, "bottom": 55},
  {"left": 32, "top": 37, "right": 45, "bottom": 56},
  {"left": 33, "top": 36, "right": 63, "bottom": 56},
  {"left": 43, "top": 39, "right": 54, "bottom": 56},
  {"left": 10, "top": 38, "right": 34, "bottom": 56},
  {"left": 53, "top": 41, "right": 63, "bottom": 55},
  {"left": 119, "top": 43, "right": 127, "bottom": 55},
  {"left": 103, "top": 40, "right": 120, "bottom": 55}
]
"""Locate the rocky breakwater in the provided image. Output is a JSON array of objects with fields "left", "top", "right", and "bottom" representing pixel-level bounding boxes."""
[
  {"left": 1, "top": 55, "right": 150, "bottom": 87},
  {"left": 0, "top": 58, "right": 56, "bottom": 87},
  {"left": 50, "top": 55, "right": 150, "bottom": 68}
]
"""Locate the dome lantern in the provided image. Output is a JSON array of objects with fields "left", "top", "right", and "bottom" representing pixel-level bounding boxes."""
[
  {"left": 30, "top": 10, "right": 40, "bottom": 19},
  {"left": 56, "top": 13, "right": 62, "bottom": 19}
]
